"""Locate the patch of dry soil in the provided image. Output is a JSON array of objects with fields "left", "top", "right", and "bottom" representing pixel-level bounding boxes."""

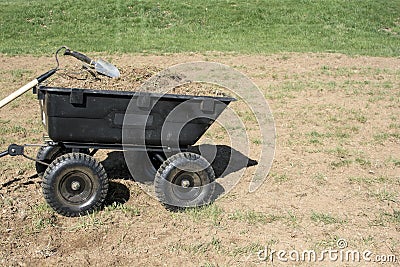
[{"left": 0, "top": 52, "right": 399, "bottom": 266}]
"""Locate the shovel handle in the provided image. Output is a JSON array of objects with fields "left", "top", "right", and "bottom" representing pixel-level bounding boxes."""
[
  {"left": 0, "top": 69, "right": 57, "bottom": 108},
  {"left": 64, "top": 49, "right": 93, "bottom": 65},
  {"left": 0, "top": 79, "right": 38, "bottom": 108}
]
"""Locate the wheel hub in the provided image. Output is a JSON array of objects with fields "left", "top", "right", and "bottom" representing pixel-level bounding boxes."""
[
  {"left": 181, "top": 179, "right": 190, "bottom": 188},
  {"left": 59, "top": 171, "right": 92, "bottom": 204},
  {"left": 169, "top": 171, "right": 205, "bottom": 201},
  {"left": 71, "top": 181, "right": 81, "bottom": 191}
]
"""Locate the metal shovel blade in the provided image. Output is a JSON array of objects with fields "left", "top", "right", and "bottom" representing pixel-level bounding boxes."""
[{"left": 94, "top": 59, "right": 120, "bottom": 78}]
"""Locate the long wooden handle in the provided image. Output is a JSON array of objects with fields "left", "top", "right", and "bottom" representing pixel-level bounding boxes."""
[{"left": 0, "top": 79, "right": 38, "bottom": 108}]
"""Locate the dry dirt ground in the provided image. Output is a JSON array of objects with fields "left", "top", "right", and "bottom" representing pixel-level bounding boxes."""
[{"left": 0, "top": 52, "right": 399, "bottom": 266}]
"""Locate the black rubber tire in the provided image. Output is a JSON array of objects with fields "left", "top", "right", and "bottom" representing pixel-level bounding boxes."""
[
  {"left": 154, "top": 152, "right": 215, "bottom": 209},
  {"left": 36, "top": 146, "right": 70, "bottom": 175},
  {"left": 42, "top": 153, "right": 109, "bottom": 217}
]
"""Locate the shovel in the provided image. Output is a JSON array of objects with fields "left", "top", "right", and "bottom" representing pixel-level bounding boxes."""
[
  {"left": 64, "top": 49, "right": 120, "bottom": 78},
  {"left": 0, "top": 47, "right": 120, "bottom": 108}
]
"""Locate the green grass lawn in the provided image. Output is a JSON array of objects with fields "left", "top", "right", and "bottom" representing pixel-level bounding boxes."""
[{"left": 0, "top": 0, "right": 399, "bottom": 56}]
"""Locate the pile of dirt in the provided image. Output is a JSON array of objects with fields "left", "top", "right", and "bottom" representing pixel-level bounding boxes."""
[{"left": 47, "top": 65, "right": 231, "bottom": 97}]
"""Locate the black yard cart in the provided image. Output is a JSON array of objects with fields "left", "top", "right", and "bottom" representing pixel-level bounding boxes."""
[{"left": 0, "top": 47, "right": 235, "bottom": 217}]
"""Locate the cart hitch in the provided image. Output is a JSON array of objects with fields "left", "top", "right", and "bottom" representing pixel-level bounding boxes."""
[{"left": 0, "top": 144, "right": 24, "bottom": 158}]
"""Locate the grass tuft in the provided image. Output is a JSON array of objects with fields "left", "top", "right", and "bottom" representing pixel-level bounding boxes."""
[
  {"left": 311, "top": 211, "right": 345, "bottom": 225},
  {"left": 181, "top": 204, "right": 224, "bottom": 225}
]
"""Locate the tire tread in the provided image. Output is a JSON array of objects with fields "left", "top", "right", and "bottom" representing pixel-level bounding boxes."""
[
  {"left": 154, "top": 152, "right": 215, "bottom": 210},
  {"left": 42, "top": 153, "right": 108, "bottom": 217}
]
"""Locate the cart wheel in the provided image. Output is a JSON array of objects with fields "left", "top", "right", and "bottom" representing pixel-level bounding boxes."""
[
  {"left": 36, "top": 146, "right": 70, "bottom": 175},
  {"left": 154, "top": 152, "right": 215, "bottom": 209},
  {"left": 42, "top": 153, "right": 109, "bottom": 217}
]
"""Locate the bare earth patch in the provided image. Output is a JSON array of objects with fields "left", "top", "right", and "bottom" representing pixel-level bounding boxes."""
[{"left": 0, "top": 52, "right": 399, "bottom": 266}]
